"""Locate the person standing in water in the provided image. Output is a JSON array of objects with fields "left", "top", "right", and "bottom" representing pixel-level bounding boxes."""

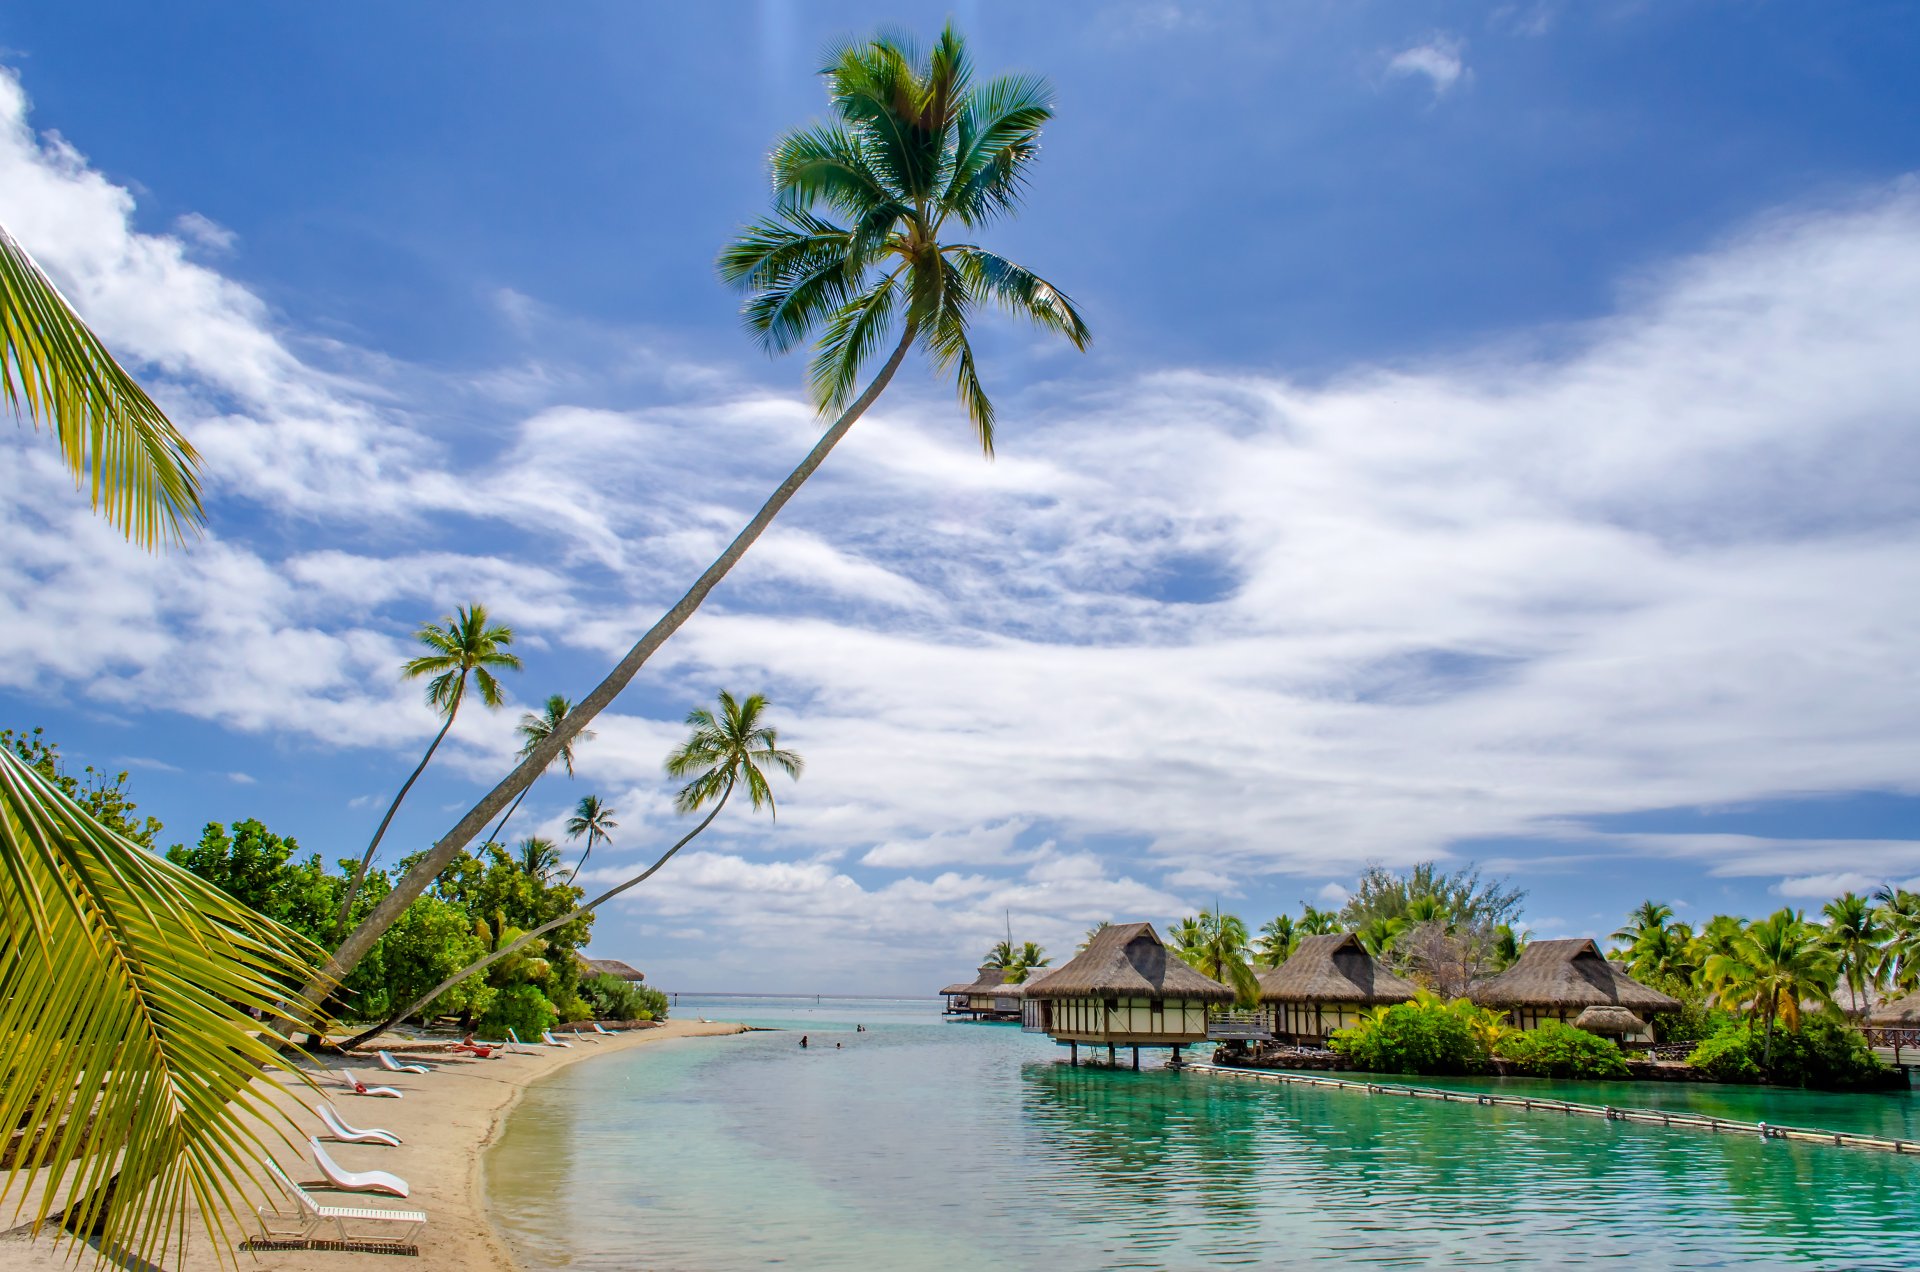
[{"left": 799, "top": 1035, "right": 809, "bottom": 1048}]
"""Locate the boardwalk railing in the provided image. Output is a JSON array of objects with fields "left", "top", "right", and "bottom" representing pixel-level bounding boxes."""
[{"left": 1188, "top": 1063, "right": 1920, "bottom": 1157}]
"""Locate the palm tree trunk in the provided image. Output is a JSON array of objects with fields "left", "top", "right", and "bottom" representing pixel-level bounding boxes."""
[
  {"left": 297, "top": 327, "right": 918, "bottom": 1023},
  {"left": 563, "top": 828, "right": 595, "bottom": 888},
  {"left": 339, "top": 789, "right": 731, "bottom": 1048},
  {"left": 484, "top": 786, "right": 530, "bottom": 849},
  {"left": 1762, "top": 996, "right": 1777, "bottom": 1073},
  {"left": 333, "top": 700, "right": 459, "bottom": 940}
]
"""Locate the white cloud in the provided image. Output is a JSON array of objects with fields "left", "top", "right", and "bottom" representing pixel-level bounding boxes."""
[
  {"left": 172, "top": 211, "right": 236, "bottom": 254},
  {"left": 1773, "top": 872, "right": 1920, "bottom": 901},
  {"left": 1315, "top": 882, "right": 1353, "bottom": 906},
  {"left": 1387, "top": 36, "right": 1470, "bottom": 97}
]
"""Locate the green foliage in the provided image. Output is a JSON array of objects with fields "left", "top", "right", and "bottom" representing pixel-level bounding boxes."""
[
  {"left": 480, "top": 983, "right": 559, "bottom": 1039},
  {"left": 1329, "top": 997, "right": 1489, "bottom": 1076},
  {"left": 1339, "top": 861, "right": 1526, "bottom": 933},
  {"left": 1494, "top": 1021, "right": 1629, "bottom": 1079},
  {"left": 4, "top": 726, "right": 163, "bottom": 849},
  {"left": 1687, "top": 1018, "right": 1888, "bottom": 1090},
  {"left": 1170, "top": 909, "right": 1260, "bottom": 1007},
  {"left": 372, "top": 894, "right": 492, "bottom": 1023},
  {"left": 166, "top": 819, "right": 338, "bottom": 938},
  {"left": 1642, "top": 971, "right": 1735, "bottom": 1043},
  {"left": 580, "top": 974, "right": 668, "bottom": 1022}
]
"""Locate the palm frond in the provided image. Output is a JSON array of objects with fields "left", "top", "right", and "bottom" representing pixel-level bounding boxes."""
[
  {"left": 950, "top": 247, "right": 1090, "bottom": 349},
  {"left": 771, "top": 125, "right": 908, "bottom": 220},
  {"left": 742, "top": 248, "right": 872, "bottom": 355},
  {"left": 942, "top": 73, "right": 1053, "bottom": 226},
  {"left": 0, "top": 224, "right": 204, "bottom": 549},
  {"left": 0, "top": 746, "right": 327, "bottom": 1266},
  {"left": 924, "top": 267, "right": 994, "bottom": 453},
  {"left": 808, "top": 269, "right": 904, "bottom": 414}
]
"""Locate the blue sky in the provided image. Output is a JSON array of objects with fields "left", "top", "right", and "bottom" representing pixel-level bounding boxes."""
[{"left": 3, "top": 2, "right": 1919, "bottom": 993}]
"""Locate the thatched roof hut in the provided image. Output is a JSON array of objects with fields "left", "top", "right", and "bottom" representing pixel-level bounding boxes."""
[
  {"left": 578, "top": 956, "right": 645, "bottom": 982},
  {"left": 1024, "top": 923, "right": 1233, "bottom": 1003},
  {"left": 1470, "top": 939, "right": 1677, "bottom": 1033},
  {"left": 1021, "top": 923, "right": 1231, "bottom": 1056},
  {"left": 940, "top": 964, "right": 1023, "bottom": 1016},
  {"left": 1572, "top": 1005, "right": 1648, "bottom": 1036},
  {"left": 1257, "top": 934, "right": 1419, "bottom": 1004},
  {"left": 1868, "top": 988, "right": 1920, "bottom": 1027}
]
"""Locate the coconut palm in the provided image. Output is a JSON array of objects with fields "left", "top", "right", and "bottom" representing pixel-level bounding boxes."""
[
  {"left": 1705, "top": 909, "right": 1838, "bottom": 1070},
  {"left": 516, "top": 836, "right": 562, "bottom": 884},
  {"left": 350, "top": 690, "right": 802, "bottom": 1045},
  {"left": 485, "top": 694, "right": 594, "bottom": 847},
  {"left": 1355, "top": 916, "right": 1405, "bottom": 963},
  {"left": 335, "top": 603, "right": 521, "bottom": 934},
  {"left": 1173, "top": 909, "right": 1260, "bottom": 1007},
  {"left": 1255, "top": 914, "right": 1297, "bottom": 969},
  {"left": 310, "top": 23, "right": 1089, "bottom": 1012},
  {"left": 1078, "top": 921, "right": 1111, "bottom": 952},
  {"left": 1611, "top": 899, "right": 1674, "bottom": 953},
  {"left": 3, "top": 226, "right": 323, "bottom": 1262},
  {"left": 1296, "top": 905, "right": 1341, "bottom": 937},
  {"left": 564, "top": 794, "right": 618, "bottom": 887},
  {"left": 1873, "top": 886, "right": 1920, "bottom": 991},
  {"left": 1822, "top": 892, "right": 1882, "bottom": 1016},
  {"left": 983, "top": 938, "right": 1015, "bottom": 969},
  {"left": 1011, "top": 941, "right": 1051, "bottom": 980}
]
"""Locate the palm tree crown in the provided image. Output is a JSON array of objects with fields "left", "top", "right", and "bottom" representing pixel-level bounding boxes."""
[
  {"left": 405, "top": 603, "right": 521, "bottom": 715},
  {"left": 516, "top": 837, "right": 561, "bottom": 883},
  {"left": 564, "top": 794, "right": 618, "bottom": 886},
  {"left": 666, "top": 690, "right": 804, "bottom": 815},
  {"left": 1172, "top": 908, "right": 1260, "bottom": 1007},
  {"left": 718, "top": 23, "right": 1089, "bottom": 454}
]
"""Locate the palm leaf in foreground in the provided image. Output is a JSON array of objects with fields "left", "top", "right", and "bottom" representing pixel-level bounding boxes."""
[
  {"left": 0, "top": 223, "right": 203, "bottom": 548},
  {"left": 0, "top": 746, "right": 325, "bottom": 1266}
]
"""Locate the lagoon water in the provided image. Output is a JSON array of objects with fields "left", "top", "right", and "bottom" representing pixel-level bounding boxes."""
[{"left": 486, "top": 996, "right": 1920, "bottom": 1269}]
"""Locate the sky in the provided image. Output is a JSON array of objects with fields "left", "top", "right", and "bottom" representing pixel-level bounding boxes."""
[{"left": 3, "top": 1, "right": 1919, "bottom": 995}]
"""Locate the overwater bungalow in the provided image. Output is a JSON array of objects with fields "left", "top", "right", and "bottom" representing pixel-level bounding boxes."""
[
  {"left": 578, "top": 956, "right": 646, "bottom": 983},
  {"left": 1021, "top": 922, "right": 1234, "bottom": 1067},
  {"left": 1469, "top": 938, "right": 1677, "bottom": 1041},
  {"left": 940, "top": 965, "right": 1023, "bottom": 1021},
  {"left": 1867, "top": 990, "right": 1920, "bottom": 1060},
  {"left": 1255, "top": 933, "right": 1421, "bottom": 1045}
]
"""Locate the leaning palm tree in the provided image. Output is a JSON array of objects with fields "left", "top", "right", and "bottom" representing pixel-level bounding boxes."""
[
  {"left": 563, "top": 793, "right": 618, "bottom": 887},
  {"left": 2, "top": 225, "right": 326, "bottom": 1264},
  {"left": 1821, "top": 891, "right": 1882, "bottom": 1017},
  {"left": 334, "top": 603, "right": 520, "bottom": 936},
  {"left": 347, "top": 690, "right": 802, "bottom": 1046},
  {"left": 307, "top": 23, "right": 1088, "bottom": 1014},
  {"left": 485, "top": 694, "right": 594, "bottom": 847}
]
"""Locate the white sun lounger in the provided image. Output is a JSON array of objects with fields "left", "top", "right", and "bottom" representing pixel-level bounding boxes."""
[
  {"left": 318, "top": 1103, "right": 401, "bottom": 1147},
  {"left": 257, "top": 1157, "right": 425, "bottom": 1248},
  {"left": 590, "top": 1021, "right": 623, "bottom": 1036},
  {"left": 309, "top": 1137, "right": 409, "bottom": 1197},
  {"left": 336, "top": 1068, "right": 403, "bottom": 1098},
  {"left": 539, "top": 1030, "right": 573, "bottom": 1048},
  {"left": 377, "top": 1049, "right": 431, "bottom": 1074}
]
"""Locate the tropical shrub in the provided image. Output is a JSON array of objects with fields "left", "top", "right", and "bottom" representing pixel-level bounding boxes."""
[
  {"left": 1330, "top": 997, "right": 1488, "bottom": 1075},
  {"left": 1686, "top": 1018, "right": 1888, "bottom": 1090},
  {"left": 582, "top": 973, "right": 669, "bottom": 1021},
  {"left": 1494, "top": 1021, "right": 1629, "bottom": 1079},
  {"left": 1642, "top": 971, "right": 1735, "bottom": 1043},
  {"left": 479, "top": 982, "right": 559, "bottom": 1039}
]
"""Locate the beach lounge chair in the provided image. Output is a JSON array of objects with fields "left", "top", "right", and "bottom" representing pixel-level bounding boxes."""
[
  {"left": 539, "top": 1030, "right": 573, "bottom": 1048},
  {"left": 336, "top": 1068, "right": 403, "bottom": 1098},
  {"left": 590, "top": 1021, "right": 623, "bottom": 1036},
  {"left": 377, "top": 1049, "right": 432, "bottom": 1074},
  {"left": 309, "top": 1137, "right": 410, "bottom": 1197},
  {"left": 318, "top": 1103, "right": 401, "bottom": 1147},
  {"left": 257, "top": 1157, "right": 425, "bottom": 1249}
]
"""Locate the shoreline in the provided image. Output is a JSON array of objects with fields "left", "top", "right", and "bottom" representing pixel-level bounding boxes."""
[{"left": 0, "top": 1019, "right": 748, "bottom": 1272}]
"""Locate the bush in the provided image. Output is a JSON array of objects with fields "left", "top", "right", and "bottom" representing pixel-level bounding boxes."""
[
  {"left": 1495, "top": 1021, "right": 1629, "bottom": 1079},
  {"left": 1330, "top": 999, "right": 1487, "bottom": 1075},
  {"left": 1687, "top": 1017, "right": 1888, "bottom": 1090},
  {"left": 581, "top": 974, "right": 670, "bottom": 1022},
  {"left": 478, "top": 983, "right": 558, "bottom": 1039},
  {"left": 1642, "top": 972, "right": 1735, "bottom": 1044}
]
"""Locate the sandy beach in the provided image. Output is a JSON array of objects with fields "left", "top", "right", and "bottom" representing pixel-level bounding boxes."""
[{"left": 0, "top": 1019, "right": 747, "bottom": 1272}]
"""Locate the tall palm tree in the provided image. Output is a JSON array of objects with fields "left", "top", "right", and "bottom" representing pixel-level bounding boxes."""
[
  {"left": 1705, "top": 909, "right": 1838, "bottom": 1070},
  {"left": 563, "top": 793, "right": 618, "bottom": 887},
  {"left": 485, "top": 694, "right": 594, "bottom": 847},
  {"left": 1255, "top": 914, "right": 1297, "bottom": 969},
  {"left": 335, "top": 603, "right": 521, "bottom": 935},
  {"left": 1873, "top": 886, "right": 1920, "bottom": 991},
  {"left": 516, "top": 836, "right": 562, "bottom": 884},
  {"left": 310, "top": 23, "right": 1089, "bottom": 1011},
  {"left": 2, "top": 226, "right": 324, "bottom": 1262},
  {"left": 351, "top": 690, "right": 803, "bottom": 1045},
  {"left": 1821, "top": 891, "right": 1882, "bottom": 1017},
  {"left": 1611, "top": 899, "right": 1674, "bottom": 956},
  {"left": 1172, "top": 908, "right": 1260, "bottom": 1007}
]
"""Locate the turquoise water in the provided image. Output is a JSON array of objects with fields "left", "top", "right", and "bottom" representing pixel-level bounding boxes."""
[{"left": 486, "top": 996, "right": 1920, "bottom": 1269}]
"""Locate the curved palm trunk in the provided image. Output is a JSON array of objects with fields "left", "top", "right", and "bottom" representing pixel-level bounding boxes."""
[
  {"left": 340, "top": 789, "right": 730, "bottom": 1048},
  {"left": 484, "top": 786, "right": 530, "bottom": 849},
  {"left": 563, "top": 828, "right": 598, "bottom": 888},
  {"left": 332, "top": 698, "right": 460, "bottom": 940},
  {"left": 300, "top": 328, "right": 918, "bottom": 1023}
]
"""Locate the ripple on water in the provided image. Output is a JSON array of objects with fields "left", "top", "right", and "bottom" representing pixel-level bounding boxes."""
[{"left": 485, "top": 999, "right": 1920, "bottom": 1271}]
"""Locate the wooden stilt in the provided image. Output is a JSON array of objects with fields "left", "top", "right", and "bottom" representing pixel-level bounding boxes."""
[
  {"left": 1070, "top": 1041, "right": 1078, "bottom": 1066},
  {"left": 1108, "top": 1044, "right": 1116, "bottom": 1064},
  {"left": 1132, "top": 1047, "right": 1140, "bottom": 1071}
]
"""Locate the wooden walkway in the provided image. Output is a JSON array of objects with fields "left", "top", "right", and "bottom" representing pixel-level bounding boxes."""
[{"left": 1187, "top": 1063, "right": 1920, "bottom": 1156}]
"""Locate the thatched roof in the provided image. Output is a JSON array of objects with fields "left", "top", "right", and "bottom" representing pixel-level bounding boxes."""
[
  {"left": 1023, "top": 923, "right": 1234, "bottom": 1002},
  {"left": 1469, "top": 939, "right": 1679, "bottom": 1012},
  {"left": 578, "top": 956, "right": 645, "bottom": 982},
  {"left": 1869, "top": 988, "right": 1920, "bottom": 1027},
  {"left": 1573, "top": 1005, "right": 1648, "bottom": 1036},
  {"left": 940, "top": 964, "right": 1019, "bottom": 998},
  {"left": 1256, "top": 933, "right": 1420, "bottom": 1005}
]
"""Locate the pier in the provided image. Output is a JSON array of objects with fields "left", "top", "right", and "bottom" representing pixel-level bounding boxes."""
[{"left": 1188, "top": 1063, "right": 1920, "bottom": 1157}]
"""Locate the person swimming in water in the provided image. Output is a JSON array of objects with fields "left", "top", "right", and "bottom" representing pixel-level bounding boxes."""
[{"left": 799, "top": 1035, "right": 809, "bottom": 1048}]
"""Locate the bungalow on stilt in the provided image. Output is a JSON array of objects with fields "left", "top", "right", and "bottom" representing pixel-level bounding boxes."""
[
  {"left": 1469, "top": 938, "right": 1677, "bottom": 1043},
  {"left": 1020, "top": 922, "right": 1233, "bottom": 1069},
  {"left": 1256, "top": 933, "right": 1420, "bottom": 1045}
]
